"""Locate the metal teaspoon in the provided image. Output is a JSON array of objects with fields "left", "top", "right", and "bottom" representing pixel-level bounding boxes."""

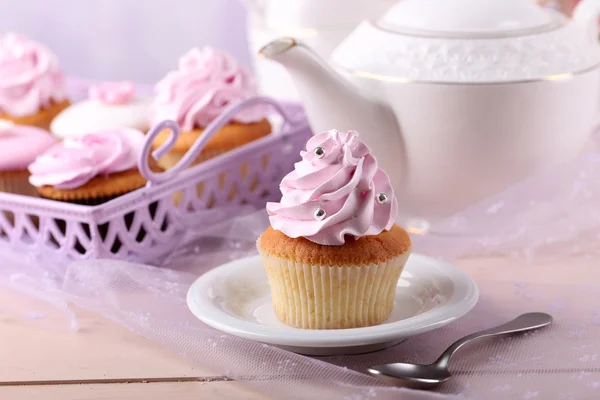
[{"left": 368, "top": 312, "right": 553, "bottom": 390}]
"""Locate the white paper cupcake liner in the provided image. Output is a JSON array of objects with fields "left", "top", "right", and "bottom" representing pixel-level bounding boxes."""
[{"left": 257, "top": 249, "right": 411, "bottom": 329}]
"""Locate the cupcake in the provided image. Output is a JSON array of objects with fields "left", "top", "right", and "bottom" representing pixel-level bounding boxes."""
[
  {"left": 257, "top": 130, "right": 411, "bottom": 330},
  {"left": 28, "top": 128, "right": 148, "bottom": 205},
  {"left": 150, "top": 47, "right": 272, "bottom": 169},
  {"left": 0, "top": 33, "right": 70, "bottom": 130},
  {"left": 0, "top": 119, "right": 58, "bottom": 196},
  {"left": 50, "top": 81, "right": 152, "bottom": 139}
]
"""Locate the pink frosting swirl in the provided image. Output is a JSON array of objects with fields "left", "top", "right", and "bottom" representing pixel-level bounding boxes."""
[
  {"left": 28, "top": 128, "right": 145, "bottom": 189},
  {"left": 88, "top": 81, "right": 136, "bottom": 105},
  {"left": 150, "top": 47, "right": 267, "bottom": 130},
  {"left": 0, "top": 33, "right": 67, "bottom": 117},
  {"left": 0, "top": 120, "right": 58, "bottom": 170},
  {"left": 267, "top": 130, "right": 398, "bottom": 246}
]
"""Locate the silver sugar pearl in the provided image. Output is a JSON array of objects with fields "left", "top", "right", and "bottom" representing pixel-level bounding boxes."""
[
  {"left": 376, "top": 192, "right": 389, "bottom": 204},
  {"left": 314, "top": 208, "right": 326, "bottom": 220},
  {"left": 313, "top": 146, "right": 326, "bottom": 159}
]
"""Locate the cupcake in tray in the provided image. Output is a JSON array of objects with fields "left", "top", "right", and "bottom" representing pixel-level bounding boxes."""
[
  {"left": 0, "top": 120, "right": 58, "bottom": 196},
  {"left": 0, "top": 33, "right": 70, "bottom": 130},
  {"left": 28, "top": 128, "right": 165, "bottom": 254},
  {"left": 50, "top": 81, "right": 152, "bottom": 139},
  {"left": 257, "top": 130, "right": 412, "bottom": 330},
  {"left": 150, "top": 46, "right": 272, "bottom": 169},
  {"left": 28, "top": 128, "right": 149, "bottom": 205}
]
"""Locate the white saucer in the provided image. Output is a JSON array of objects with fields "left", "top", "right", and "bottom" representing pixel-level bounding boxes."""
[{"left": 187, "top": 254, "right": 479, "bottom": 356}]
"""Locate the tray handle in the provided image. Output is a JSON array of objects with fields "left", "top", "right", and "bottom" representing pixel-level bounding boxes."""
[{"left": 139, "top": 96, "right": 299, "bottom": 184}]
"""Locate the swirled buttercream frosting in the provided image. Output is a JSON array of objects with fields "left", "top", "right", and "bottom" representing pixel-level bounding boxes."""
[
  {"left": 0, "top": 120, "right": 58, "bottom": 170},
  {"left": 150, "top": 47, "right": 266, "bottom": 130},
  {"left": 267, "top": 130, "right": 398, "bottom": 246},
  {"left": 0, "top": 33, "right": 67, "bottom": 116},
  {"left": 28, "top": 128, "right": 145, "bottom": 189},
  {"left": 88, "top": 81, "right": 136, "bottom": 105}
]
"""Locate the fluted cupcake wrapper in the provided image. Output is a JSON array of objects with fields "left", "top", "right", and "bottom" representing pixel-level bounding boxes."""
[
  {"left": 258, "top": 250, "right": 411, "bottom": 330},
  {"left": 0, "top": 170, "right": 39, "bottom": 197}
]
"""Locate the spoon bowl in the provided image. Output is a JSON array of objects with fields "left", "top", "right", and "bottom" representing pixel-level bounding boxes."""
[
  {"left": 368, "top": 312, "right": 553, "bottom": 389},
  {"left": 368, "top": 363, "right": 452, "bottom": 390}
]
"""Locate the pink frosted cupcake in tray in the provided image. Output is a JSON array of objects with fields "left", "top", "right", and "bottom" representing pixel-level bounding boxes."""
[
  {"left": 28, "top": 128, "right": 150, "bottom": 205},
  {"left": 150, "top": 46, "right": 272, "bottom": 169},
  {"left": 0, "top": 120, "right": 58, "bottom": 196},
  {"left": 27, "top": 128, "right": 164, "bottom": 253},
  {"left": 0, "top": 33, "right": 70, "bottom": 130}
]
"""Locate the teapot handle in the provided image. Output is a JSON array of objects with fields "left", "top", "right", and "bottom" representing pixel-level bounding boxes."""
[{"left": 572, "top": 0, "right": 600, "bottom": 42}]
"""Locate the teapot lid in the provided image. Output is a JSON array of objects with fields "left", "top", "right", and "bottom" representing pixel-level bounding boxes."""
[
  {"left": 261, "top": 0, "right": 397, "bottom": 31},
  {"left": 330, "top": 0, "right": 600, "bottom": 83},
  {"left": 379, "top": 0, "right": 557, "bottom": 37}
]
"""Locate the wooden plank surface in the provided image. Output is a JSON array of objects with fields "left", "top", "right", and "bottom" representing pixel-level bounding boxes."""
[
  {"left": 0, "top": 382, "right": 268, "bottom": 400},
  {"left": 0, "top": 256, "right": 595, "bottom": 399},
  {"left": 0, "top": 289, "right": 207, "bottom": 382}
]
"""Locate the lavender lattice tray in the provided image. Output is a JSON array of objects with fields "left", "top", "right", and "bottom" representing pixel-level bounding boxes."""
[{"left": 0, "top": 97, "right": 311, "bottom": 265}]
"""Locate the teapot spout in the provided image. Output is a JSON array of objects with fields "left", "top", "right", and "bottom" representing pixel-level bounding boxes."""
[{"left": 259, "top": 38, "right": 400, "bottom": 137}]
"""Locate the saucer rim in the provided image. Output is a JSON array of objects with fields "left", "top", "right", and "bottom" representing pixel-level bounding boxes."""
[{"left": 187, "top": 253, "right": 479, "bottom": 348}]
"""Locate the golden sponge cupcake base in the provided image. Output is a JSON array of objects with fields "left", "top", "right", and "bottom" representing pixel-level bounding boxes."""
[
  {"left": 36, "top": 169, "right": 148, "bottom": 204},
  {"left": 0, "top": 100, "right": 70, "bottom": 130},
  {"left": 152, "top": 119, "right": 272, "bottom": 170}
]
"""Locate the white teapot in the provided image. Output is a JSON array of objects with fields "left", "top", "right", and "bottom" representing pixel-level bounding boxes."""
[{"left": 260, "top": 0, "right": 600, "bottom": 218}]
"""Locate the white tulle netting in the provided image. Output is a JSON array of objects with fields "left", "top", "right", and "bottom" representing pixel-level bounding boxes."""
[{"left": 3, "top": 135, "right": 600, "bottom": 399}]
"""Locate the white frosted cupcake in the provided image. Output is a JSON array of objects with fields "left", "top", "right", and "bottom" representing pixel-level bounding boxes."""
[
  {"left": 50, "top": 81, "right": 151, "bottom": 139},
  {"left": 257, "top": 130, "right": 411, "bottom": 330}
]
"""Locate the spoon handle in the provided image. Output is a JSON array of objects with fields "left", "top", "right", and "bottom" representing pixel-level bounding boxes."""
[{"left": 435, "top": 312, "right": 552, "bottom": 369}]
